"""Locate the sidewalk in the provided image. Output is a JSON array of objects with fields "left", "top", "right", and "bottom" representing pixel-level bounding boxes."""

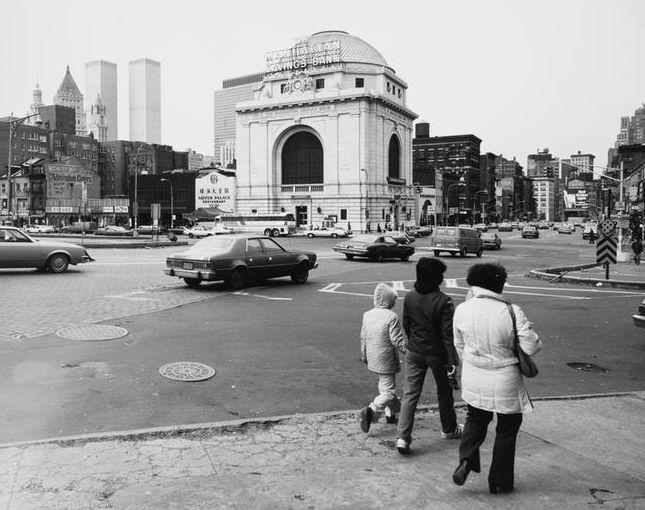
[
  {"left": 1, "top": 392, "right": 644, "bottom": 510},
  {"left": 529, "top": 259, "right": 645, "bottom": 290}
]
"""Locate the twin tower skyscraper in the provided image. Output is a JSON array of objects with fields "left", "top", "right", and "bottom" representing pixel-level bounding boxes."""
[{"left": 84, "top": 58, "right": 161, "bottom": 144}]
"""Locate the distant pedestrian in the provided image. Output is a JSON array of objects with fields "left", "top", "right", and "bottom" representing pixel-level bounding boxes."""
[
  {"left": 632, "top": 237, "right": 643, "bottom": 265},
  {"left": 395, "top": 257, "right": 462, "bottom": 455},
  {"left": 377, "top": 223, "right": 382, "bottom": 233},
  {"left": 359, "top": 284, "right": 407, "bottom": 433},
  {"left": 588, "top": 230, "right": 596, "bottom": 244},
  {"left": 452, "top": 263, "right": 542, "bottom": 494}
]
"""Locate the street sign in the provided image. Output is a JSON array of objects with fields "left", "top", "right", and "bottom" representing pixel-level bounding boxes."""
[
  {"left": 596, "top": 236, "right": 617, "bottom": 264},
  {"left": 615, "top": 201, "right": 625, "bottom": 212},
  {"left": 598, "top": 218, "right": 616, "bottom": 237}
]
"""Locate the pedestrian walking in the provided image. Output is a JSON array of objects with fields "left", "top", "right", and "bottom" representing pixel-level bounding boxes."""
[
  {"left": 395, "top": 257, "right": 462, "bottom": 455},
  {"left": 359, "top": 283, "right": 407, "bottom": 432},
  {"left": 452, "top": 263, "right": 542, "bottom": 494},
  {"left": 632, "top": 237, "right": 643, "bottom": 265}
]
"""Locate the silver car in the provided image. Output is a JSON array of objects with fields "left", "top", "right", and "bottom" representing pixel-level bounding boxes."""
[{"left": 0, "top": 226, "right": 94, "bottom": 273}]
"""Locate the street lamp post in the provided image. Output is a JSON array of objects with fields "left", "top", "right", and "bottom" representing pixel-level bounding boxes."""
[
  {"left": 160, "top": 178, "right": 174, "bottom": 229},
  {"left": 5, "top": 112, "right": 42, "bottom": 224},
  {"left": 361, "top": 168, "right": 368, "bottom": 232},
  {"left": 444, "top": 177, "right": 465, "bottom": 226},
  {"left": 133, "top": 143, "right": 151, "bottom": 233},
  {"left": 473, "top": 190, "right": 488, "bottom": 223}
]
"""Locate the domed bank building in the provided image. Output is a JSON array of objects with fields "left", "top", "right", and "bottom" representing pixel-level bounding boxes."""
[{"left": 235, "top": 30, "right": 418, "bottom": 232}]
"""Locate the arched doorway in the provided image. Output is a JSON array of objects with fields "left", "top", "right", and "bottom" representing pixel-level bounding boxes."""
[
  {"left": 388, "top": 135, "right": 400, "bottom": 179},
  {"left": 281, "top": 131, "right": 323, "bottom": 184}
]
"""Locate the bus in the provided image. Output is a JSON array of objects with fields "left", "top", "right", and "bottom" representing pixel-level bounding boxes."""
[{"left": 215, "top": 213, "right": 296, "bottom": 237}]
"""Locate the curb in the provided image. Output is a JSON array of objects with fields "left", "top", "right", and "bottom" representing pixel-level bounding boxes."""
[
  {"left": 1, "top": 391, "right": 640, "bottom": 451},
  {"left": 528, "top": 263, "right": 645, "bottom": 290}
]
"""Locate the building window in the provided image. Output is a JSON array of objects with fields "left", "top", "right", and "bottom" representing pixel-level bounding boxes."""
[
  {"left": 388, "top": 135, "right": 400, "bottom": 179},
  {"left": 280, "top": 84, "right": 287, "bottom": 94},
  {"left": 387, "top": 82, "right": 390, "bottom": 92},
  {"left": 355, "top": 78, "right": 364, "bottom": 88},
  {"left": 315, "top": 78, "right": 325, "bottom": 89},
  {"left": 281, "top": 131, "right": 323, "bottom": 185},
  {"left": 340, "top": 209, "right": 347, "bottom": 220}
]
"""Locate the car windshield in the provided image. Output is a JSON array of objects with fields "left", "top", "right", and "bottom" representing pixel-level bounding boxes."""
[
  {"left": 481, "top": 233, "right": 494, "bottom": 239},
  {"left": 435, "top": 228, "right": 456, "bottom": 236},
  {"left": 189, "top": 237, "right": 236, "bottom": 253},
  {"left": 1, "top": 228, "right": 33, "bottom": 243}
]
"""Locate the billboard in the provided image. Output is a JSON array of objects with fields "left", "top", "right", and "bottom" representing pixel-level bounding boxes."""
[{"left": 195, "top": 172, "right": 236, "bottom": 212}]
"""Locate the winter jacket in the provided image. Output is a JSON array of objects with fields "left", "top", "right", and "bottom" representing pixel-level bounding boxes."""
[
  {"left": 453, "top": 286, "right": 543, "bottom": 414},
  {"left": 402, "top": 286, "right": 457, "bottom": 366},
  {"left": 360, "top": 284, "right": 406, "bottom": 374}
]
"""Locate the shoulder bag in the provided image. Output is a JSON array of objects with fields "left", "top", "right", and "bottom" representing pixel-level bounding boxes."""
[{"left": 506, "top": 303, "right": 538, "bottom": 378}]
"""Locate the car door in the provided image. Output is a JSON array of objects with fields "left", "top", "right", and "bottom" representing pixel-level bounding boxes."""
[
  {"left": 244, "top": 238, "right": 270, "bottom": 280},
  {"left": 0, "top": 228, "right": 42, "bottom": 268},
  {"left": 260, "top": 237, "right": 295, "bottom": 277},
  {"left": 381, "top": 236, "right": 402, "bottom": 258}
]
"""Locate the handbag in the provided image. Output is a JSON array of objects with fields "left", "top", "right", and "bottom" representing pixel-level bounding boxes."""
[{"left": 506, "top": 303, "right": 539, "bottom": 378}]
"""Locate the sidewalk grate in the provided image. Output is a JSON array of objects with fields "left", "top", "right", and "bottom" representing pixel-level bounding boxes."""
[
  {"left": 56, "top": 325, "right": 129, "bottom": 341},
  {"left": 567, "top": 362, "right": 610, "bottom": 373},
  {"left": 158, "top": 362, "right": 216, "bottom": 382}
]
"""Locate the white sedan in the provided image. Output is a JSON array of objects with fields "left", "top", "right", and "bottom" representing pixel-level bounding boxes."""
[
  {"left": 304, "top": 227, "right": 350, "bottom": 238},
  {"left": 25, "top": 225, "right": 56, "bottom": 233}
]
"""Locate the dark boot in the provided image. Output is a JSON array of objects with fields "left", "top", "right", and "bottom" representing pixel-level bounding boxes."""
[{"left": 452, "top": 460, "right": 471, "bottom": 486}]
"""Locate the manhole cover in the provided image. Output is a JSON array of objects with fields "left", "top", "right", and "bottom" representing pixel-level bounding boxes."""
[
  {"left": 56, "top": 325, "right": 129, "bottom": 341},
  {"left": 159, "top": 362, "right": 216, "bottom": 382},
  {"left": 567, "top": 362, "right": 610, "bottom": 373}
]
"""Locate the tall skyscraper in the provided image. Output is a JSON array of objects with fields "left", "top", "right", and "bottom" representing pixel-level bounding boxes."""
[
  {"left": 28, "top": 81, "right": 44, "bottom": 122},
  {"left": 129, "top": 58, "right": 161, "bottom": 144},
  {"left": 88, "top": 95, "right": 108, "bottom": 143},
  {"left": 54, "top": 66, "right": 86, "bottom": 135},
  {"left": 85, "top": 60, "right": 118, "bottom": 141}
]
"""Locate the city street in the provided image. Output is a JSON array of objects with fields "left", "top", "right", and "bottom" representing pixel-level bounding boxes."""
[{"left": 0, "top": 230, "right": 643, "bottom": 443}]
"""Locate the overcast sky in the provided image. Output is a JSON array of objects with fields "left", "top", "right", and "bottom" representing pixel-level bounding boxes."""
[{"left": 1, "top": 0, "right": 643, "bottom": 169}]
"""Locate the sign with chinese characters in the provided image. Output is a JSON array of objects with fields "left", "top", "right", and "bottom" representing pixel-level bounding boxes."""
[{"left": 195, "top": 172, "right": 236, "bottom": 212}]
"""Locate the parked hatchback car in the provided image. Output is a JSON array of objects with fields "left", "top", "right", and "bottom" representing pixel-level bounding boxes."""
[
  {"left": 430, "top": 226, "right": 483, "bottom": 257},
  {"left": 333, "top": 234, "right": 415, "bottom": 262},
  {"left": 164, "top": 235, "right": 317, "bottom": 289},
  {"left": 480, "top": 232, "right": 502, "bottom": 250},
  {"left": 0, "top": 226, "right": 94, "bottom": 273}
]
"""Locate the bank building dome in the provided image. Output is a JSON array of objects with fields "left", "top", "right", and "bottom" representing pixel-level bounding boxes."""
[{"left": 306, "top": 30, "right": 391, "bottom": 70}]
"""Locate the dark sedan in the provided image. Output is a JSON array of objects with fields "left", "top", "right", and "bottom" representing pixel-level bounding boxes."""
[
  {"left": 0, "top": 226, "right": 94, "bottom": 273},
  {"left": 333, "top": 234, "right": 415, "bottom": 262},
  {"left": 634, "top": 298, "right": 645, "bottom": 328},
  {"left": 164, "top": 235, "right": 318, "bottom": 289}
]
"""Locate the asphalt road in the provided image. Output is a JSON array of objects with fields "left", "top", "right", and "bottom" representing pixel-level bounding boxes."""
[{"left": 0, "top": 229, "right": 642, "bottom": 443}]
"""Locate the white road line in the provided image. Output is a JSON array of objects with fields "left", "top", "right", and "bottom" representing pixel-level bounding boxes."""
[
  {"left": 392, "top": 281, "right": 406, "bottom": 291},
  {"left": 445, "top": 278, "right": 458, "bottom": 288},
  {"left": 504, "top": 283, "right": 642, "bottom": 295},
  {"left": 232, "top": 291, "right": 292, "bottom": 301}
]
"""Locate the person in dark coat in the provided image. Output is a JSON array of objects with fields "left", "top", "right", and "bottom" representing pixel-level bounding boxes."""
[
  {"left": 395, "top": 257, "right": 462, "bottom": 454},
  {"left": 632, "top": 237, "right": 643, "bottom": 265}
]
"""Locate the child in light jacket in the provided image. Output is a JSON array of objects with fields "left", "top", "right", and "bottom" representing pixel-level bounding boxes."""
[{"left": 359, "top": 283, "right": 407, "bottom": 433}]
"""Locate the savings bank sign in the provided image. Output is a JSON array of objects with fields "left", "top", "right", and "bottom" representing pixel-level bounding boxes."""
[
  {"left": 195, "top": 172, "right": 236, "bottom": 212},
  {"left": 265, "top": 40, "right": 341, "bottom": 75}
]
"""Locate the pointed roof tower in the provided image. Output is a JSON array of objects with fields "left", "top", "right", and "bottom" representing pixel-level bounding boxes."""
[{"left": 56, "top": 65, "right": 82, "bottom": 96}]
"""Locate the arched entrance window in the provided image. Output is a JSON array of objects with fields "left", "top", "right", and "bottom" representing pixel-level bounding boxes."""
[
  {"left": 281, "top": 131, "right": 323, "bottom": 184},
  {"left": 388, "top": 135, "right": 400, "bottom": 179}
]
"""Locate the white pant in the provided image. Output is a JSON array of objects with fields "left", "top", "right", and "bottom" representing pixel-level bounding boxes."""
[{"left": 369, "top": 374, "right": 400, "bottom": 417}]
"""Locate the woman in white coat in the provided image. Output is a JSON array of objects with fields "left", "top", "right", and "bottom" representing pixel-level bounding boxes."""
[{"left": 452, "top": 263, "right": 542, "bottom": 494}]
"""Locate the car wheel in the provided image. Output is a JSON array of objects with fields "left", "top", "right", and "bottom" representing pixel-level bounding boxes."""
[
  {"left": 264, "top": 229, "right": 272, "bottom": 237},
  {"left": 47, "top": 254, "right": 69, "bottom": 273},
  {"left": 450, "top": 252, "right": 456, "bottom": 257},
  {"left": 271, "top": 229, "right": 281, "bottom": 237},
  {"left": 184, "top": 277, "right": 201, "bottom": 288},
  {"left": 307, "top": 233, "right": 315, "bottom": 238},
  {"left": 188, "top": 233, "right": 194, "bottom": 239},
  {"left": 291, "top": 263, "right": 309, "bottom": 284},
  {"left": 225, "top": 268, "right": 246, "bottom": 290},
  {"left": 375, "top": 251, "right": 385, "bottom": 263},
  {"left": 460, "top": 248, "right": 467, "bottom": 257},
  {"left": 476, "top": 248, "right": 483, "bottom": 257},
  {"left": 401, "top": 255, "right": 410, "bottom": 261},
  {"left": 434, "top": 250, "right": 441, "bottom": 256},
  {"left": 345, "top": 254, "right": 354, "bottom": 260},
  {"left": 331, "top": 233, "right": 338, "bottom": 238}
]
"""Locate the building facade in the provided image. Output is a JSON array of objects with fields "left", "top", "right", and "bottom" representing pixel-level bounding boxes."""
[
  {"left": 85, "top": 60, "right": 118, "bottom": 141},
  {"left": 412, "top": 123, "right": 482, "bottom": 225},
  {"left": 129, "top": 58, "right": 161, "bottom": 144},
  {"left": 235, "top": 31, "right": 417, "bottom": 232},
  {"left": 213, "top": 72, "right": 264, "bottom": 167},
  {"left": 569, "top": 151, "right": 596, "bottom": 179},
  {"left": 53, "top": 66, "right": 86, "bottom": 136},
  {"left": 87, "top": 95, "right": 108, "bottom": 143}
]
